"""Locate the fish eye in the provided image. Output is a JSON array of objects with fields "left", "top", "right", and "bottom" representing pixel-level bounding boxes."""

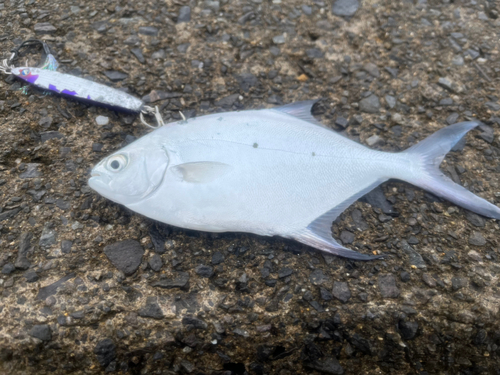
[{"left": 106, "top": 154, "right": 128, "bottom": 172}]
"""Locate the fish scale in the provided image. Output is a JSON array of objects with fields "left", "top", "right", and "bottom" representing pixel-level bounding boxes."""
[{"left": 88, "top": 100, "right": 500, "bottom": 261}]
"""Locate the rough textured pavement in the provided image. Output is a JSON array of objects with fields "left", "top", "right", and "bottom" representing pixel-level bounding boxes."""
[{"left": 1, "top": 0, "right": 500, "bottom": 374}]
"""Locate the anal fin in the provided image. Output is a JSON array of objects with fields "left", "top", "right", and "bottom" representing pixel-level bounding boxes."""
[
  {"left": 293, "top": 179, "right": 386, "bottom": 261},
  {"left": 292, "top": 229, "right": 384, "bottom": 261}
]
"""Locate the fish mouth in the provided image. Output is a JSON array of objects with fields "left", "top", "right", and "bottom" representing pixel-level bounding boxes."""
[{"left": 91, "top": 172, "right": 101, "bottom": 177}]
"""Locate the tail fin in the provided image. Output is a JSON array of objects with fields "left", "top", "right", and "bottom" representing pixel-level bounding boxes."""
[{"left": 401, "top": 121, "right": 500, "bottom": 220}]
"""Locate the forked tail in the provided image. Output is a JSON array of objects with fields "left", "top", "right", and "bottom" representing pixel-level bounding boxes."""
[{"left": 400, "top": 121, "right": 500, "bottom": 219}]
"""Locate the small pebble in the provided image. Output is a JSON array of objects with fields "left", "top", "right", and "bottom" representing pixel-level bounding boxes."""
[{"left": 96, "top": 116, "right": 109, "bottom": 126}]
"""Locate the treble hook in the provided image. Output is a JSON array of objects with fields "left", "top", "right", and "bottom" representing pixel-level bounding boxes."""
[
  {"left": 140, "top": 106, "right": 165, "bottom": 129},
  {"left": 9, "top": 39, "right": 52, "bottom": 67}
]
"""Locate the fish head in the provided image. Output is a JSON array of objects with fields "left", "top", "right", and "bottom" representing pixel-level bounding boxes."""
[
  {"left": 88, "top": 141, "right": 169, "bottom": 206},
  {"left": 11, "top": 67, "right": 42, "bottom": 84}
]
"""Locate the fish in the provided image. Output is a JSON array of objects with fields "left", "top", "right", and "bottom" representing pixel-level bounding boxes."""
[{"left": 88, "top": 101, "right": 500, "bottom": 260}]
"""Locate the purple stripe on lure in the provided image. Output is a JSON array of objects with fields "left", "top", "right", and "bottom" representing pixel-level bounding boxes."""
[
  {"left": 48, "top": 84, "right": 60, "bottom": 93},
  {"left": 61, "top": 89, "right": 77, "bottom": 96},
  {"left": 26, "top": 74, "right": 39, "bottom": 84}
]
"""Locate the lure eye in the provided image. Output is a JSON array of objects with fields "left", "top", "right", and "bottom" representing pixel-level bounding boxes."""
[
  {"left": 106, "top": 154, "right": 128, "bottom": 172},
  {"left": 21, "top": 69, "right": 29, "bottom": 76}
]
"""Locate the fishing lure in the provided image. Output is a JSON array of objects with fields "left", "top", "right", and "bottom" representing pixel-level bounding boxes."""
[{"left": 0, "top": 39, "right": 164, "bottom": 128}]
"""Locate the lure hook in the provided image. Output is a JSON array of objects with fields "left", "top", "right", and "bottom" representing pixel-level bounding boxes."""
[
  {"left": 9, "top": 39, "right": 52, "bottom": 67},
  {"left": 140, "top": 106, "right": 166, "bottom": 129},
  {"left": 0, "top": 59, "right": 14, "bottom": 74}
]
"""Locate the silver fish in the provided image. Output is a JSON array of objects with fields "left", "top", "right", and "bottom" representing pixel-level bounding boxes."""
[{"left": 88, "top": 101, "right": 500, "bottom": 260}]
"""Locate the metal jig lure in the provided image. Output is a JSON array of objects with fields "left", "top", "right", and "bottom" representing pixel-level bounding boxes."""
[{"left": 1, "top": 39, "right": 165, "bottom": 129}]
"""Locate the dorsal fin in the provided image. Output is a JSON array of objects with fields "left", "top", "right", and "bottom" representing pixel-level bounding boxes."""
[{"left": 273, "top": 100, "right": 326, "bottom": 127}]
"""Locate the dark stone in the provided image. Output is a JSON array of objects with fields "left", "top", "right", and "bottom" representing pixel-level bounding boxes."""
[
  {"left": 180, "top": 360, "right": 194, "bottom": 373},
  {"left": 359, "top": 94, "right": 380, "bottom": 113},
  {"left": 339, "top": 230, "right": 354, "bottom": 244},
  {"left": 349, "top": 333, "right": 372, "bottom": 355},
  {"left": 34, "top": 23, "right": 57, "bottom": 34},
  {"left": 278, "top": 267, "right": 293, "bottom": 278},
  {"left": 332, "top": 0, "right": 359, "bottom": 17},
  {"left": 103, "top": 240, "right": 144, "bottom": 276},
  {"left": 485, "top": 102, "right": 500, "bottom": 112},
  {"left": 306, "top": 48, "right": 324, "bottom": 59},
  {"left": 0, "top": 208, "right": 21, "bottom": 221},
  {"left": 151, "top": 272, "right": 189, "bottom": 289},
  {"left": 400, "top": 240, "right": 426, "bottom": 269},
  {"left": 103, "top": 71, "right": 128, "bottom": 82},
  {"left": 332, "top": 281, "right": 351, "bottom": 303},
  {"left": 446, "top": 113, "right": 459, "bottom": 125},
  {"left": 439, "top": 98, "right": 453, "bottom": 106},
  {"left": 25, "top": 271, "right": 39, "bottom": 283},
  {"left": 14, "top": 232, "right": 33, "bottom": 270},
  {"left": 177, "top": 43, "right": 190, "bottom": 53},
  {"left": 407, "top": 236, "right": 419, "bottom": 245},
  {"left": 351, "top": 209, "right": 368, "bottom": 231},
  {"left": 302, "top": 5, "right": 313, "bottom": 15},
  {"left": 320, "top": 287, "right": 333, "bottom": 301},
  {"left": 473, "top": 329, "right": 487, "bottom": 346},
  {"left": 1, "top": 263, "right": 15, "bottom": 274},
  {"left": 29, "top": 324, "right": 51, "bottom": 341},
  {"left": 236, "top": 73, "right": 258, "bottom": 92},
  {"left": 92, "top": 143, "right": 103, "bottom": 152},
  {"left": 400, "top": 271, "right": 410, "bottom": 282},
  {"left": 335, "top": 116, "right": 349, "bottom": 128},
  {"left": 39, "top": 116, "right": 53, "bottom": 129},
  {"left": 452, "top": 276, "right": 468, "bottom": 291},
  {"left": 138, "top": 300, "right": 164, "bottom": 319},
  {"left": 398, "top": 321, "right": 419, "bottom": 340},
  {"left": 55, "top": 199, "right": 70, "bottom": 211},
  {"left": 360, "top": 186, "right": 394, "bottom": 214},
  {"left": 131, "top": 48, "right": 145, "bottom": 64},
  {"left": 36, "top": 273, "right": 76, "bottom": 300},
  {"left": 182, "top": 316, "right": 208, "bottom": 330},
  {"left": 148, "top": 224, "right": 170, "bottom": 254},
  {"left": 212, "top": 251, "right": 224, "bottom": 265},
  {"left": 195, "top": 264, "right": 214, "bottom": 278},
  {"left": 309, "top": 269, "right": 327, "bottom": 285},
  {"left": 306, "top": 357, "right": 344, "bottom": 374},
  {"left": 215, "top": 94, "right": 240, "bottom": 107},
  {"left": 94, "top": 339, "right": 116, "bottom": 367},
  {"left": 378, "top": 274, "right": 400, "bottom": 298},
  {"left": 465, "top": 211, "right": 485, "bottom": 227},
  {"left": 61, "top": 240, "right": 73, "bottom": 254},
  {"left": 469, "top": 231, "right": 486, "bottom": 246},
  {"left": 39, "top": 225, "right": 57, "bottom": 248},
  {"left": 71, "top": 310, "right": 85, "bottom": 319},
  {"left": 20, "top": 164, "right": 42, "bottom": 178},
  {"left": 91, "top": 21, "right": 109, "bottom": 32},
  {"left": 148, "top": 254, "right": 163, "bottom": 272},
  {"left": 138, "top": 26, "right": 158, "bottom": 36},
  {"left": 177, "top": 6, "right": 191, "bottom": 23},
  {"left": 384, "top": 66, "right": 399, "bottom": 78},
  {"left": 40, "top": 131, "right": 63, "bottom": 143}
]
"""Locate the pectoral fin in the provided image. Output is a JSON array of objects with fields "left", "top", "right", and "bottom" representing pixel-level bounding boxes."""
[{"left": 171, "top": 162, "right": 232, "bottom": 183}]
